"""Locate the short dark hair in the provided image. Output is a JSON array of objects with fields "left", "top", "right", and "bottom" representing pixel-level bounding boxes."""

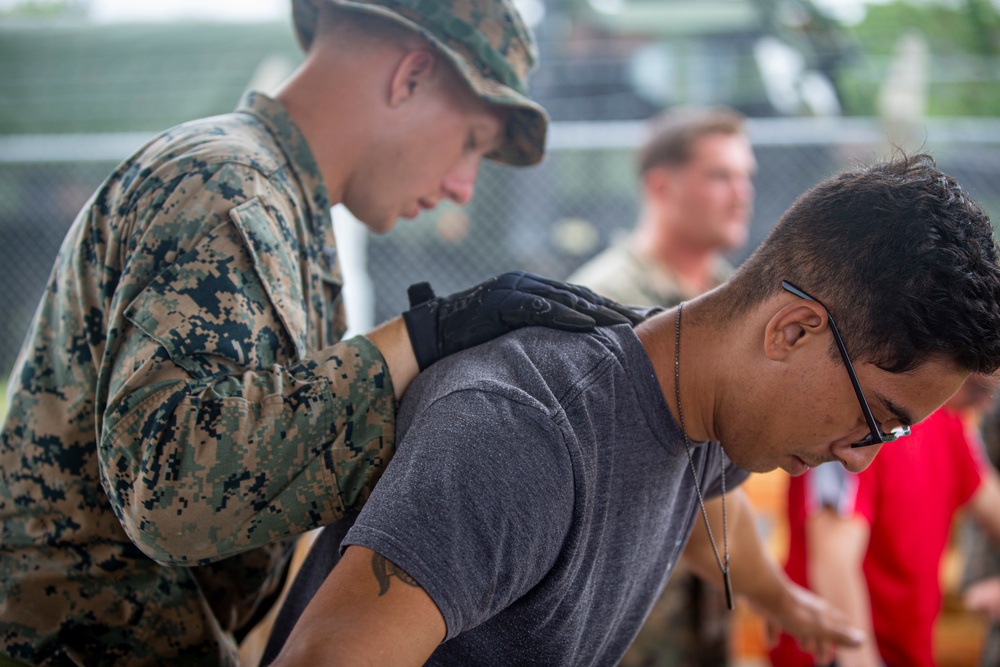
[
  {"left": 726, "top": 152, "right": 1000, "bottom": 374},
  {"left": 637, "top": 106, "right": 746, "bottom": 175},
  {"left": 315, "top": 4, "right": 426, "bottom": 49}
]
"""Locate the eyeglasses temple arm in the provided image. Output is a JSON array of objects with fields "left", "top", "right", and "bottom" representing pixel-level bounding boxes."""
[{"left": 780, "top": 281, "right": 883, "bottom": 437}]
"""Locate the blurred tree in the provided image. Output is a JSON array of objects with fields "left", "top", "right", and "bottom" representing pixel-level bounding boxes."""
[
  {"left": 0, "top": 0, "right": 85, "bottom": 20},
  {"left": 966, "top": 0, "right": 1000, "bottom": 56},
  {"left": 838, "top": 0, "right": 1000, "bottom": 116}
]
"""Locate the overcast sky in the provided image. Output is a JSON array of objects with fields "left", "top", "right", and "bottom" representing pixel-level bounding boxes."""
[
  {"left": 87, "top": 0, "right": 287, "bottom": 22},
  {"left": 0, "top": 0, "right": 287, "bottom": 22},
  {"left": 0, "top": 0, "right": 893, "bottom": 26}
]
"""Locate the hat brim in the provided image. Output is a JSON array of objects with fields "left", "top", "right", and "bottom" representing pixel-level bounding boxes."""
[{"left": 444, "top": 45, "right": 549, "bottom": 167}]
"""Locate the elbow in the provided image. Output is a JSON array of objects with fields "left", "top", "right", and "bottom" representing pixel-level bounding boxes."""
[
  {"left": 113, "top": 480, "right": 220, "bottom": 566},
  {"left": 102, "top": 386, "right": 230, "bottom": 565},
  {"left": 101, "top": 439, "right": 224, "bottom": 565}
]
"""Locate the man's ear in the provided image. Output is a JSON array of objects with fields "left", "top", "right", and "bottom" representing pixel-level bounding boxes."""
[
  {"left": 388, "top": 49, "right": 437, "bottom": 107},
  {"left": 642, "top": 166, "right": 677, "bottom": 201},
  {"left": 642, "top": 167, "right": 666, "bottom": 197},
  {"left": 764, "top": 301, "right": 827, "bottom": 361}
]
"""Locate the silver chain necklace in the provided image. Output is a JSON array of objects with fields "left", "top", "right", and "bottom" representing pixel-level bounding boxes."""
[{"left": 674, "top": 302, "right": 733, "bottom": 610}]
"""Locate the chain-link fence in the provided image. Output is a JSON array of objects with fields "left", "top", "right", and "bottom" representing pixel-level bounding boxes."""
[{"left": 2, "top": 116, "right": 1000, "bottom": 379}]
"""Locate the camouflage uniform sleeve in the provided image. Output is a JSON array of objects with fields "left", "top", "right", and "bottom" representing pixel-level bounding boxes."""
[{"left": 99, "top": 165, "right": 396, "bottom": 567}]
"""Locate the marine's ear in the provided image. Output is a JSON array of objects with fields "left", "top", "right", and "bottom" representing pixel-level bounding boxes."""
[{"left": 388, "top": 49, "right": 437, "bottom": 107}]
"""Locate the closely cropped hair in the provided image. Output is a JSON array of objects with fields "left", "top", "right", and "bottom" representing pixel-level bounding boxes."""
[
  {"left": 314, "top": 5, "right": 470, "bottom": 96},
  {"left": 315, "top": 4, "right": 426, "bottom": 50},
  {"left": 637, "top": 106, "right": 746, "bottom": 175},
  {"left": 727, "top": 153, "right": 1000, "bottom": 374}
]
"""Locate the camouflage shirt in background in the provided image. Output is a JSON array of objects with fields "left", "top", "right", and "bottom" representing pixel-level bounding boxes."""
[
  {"left": 568, "top": 234, "right": 734, "bottom": 310},
  {"left": 0, "top": 91, "right": 397, "bottom": 666}
]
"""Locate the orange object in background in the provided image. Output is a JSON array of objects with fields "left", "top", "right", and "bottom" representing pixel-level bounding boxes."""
[{"left": 731, "top": 470, "right": 788, "bottom": 666}]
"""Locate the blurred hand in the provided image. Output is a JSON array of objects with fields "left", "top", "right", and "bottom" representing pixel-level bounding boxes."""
[
  {"left": 964, "top": 576, "right": 1000, "bottom": 621},
  {"left": 757, "top": 580, "right": 866, "bottom": 667}
]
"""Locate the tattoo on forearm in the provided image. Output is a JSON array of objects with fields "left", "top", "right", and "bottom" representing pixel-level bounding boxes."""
[{"left": 371, "top": 553, "right": 419, "bottom": 596}]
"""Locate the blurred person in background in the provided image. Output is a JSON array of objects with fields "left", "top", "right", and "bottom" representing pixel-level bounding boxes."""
[
  {"left": 568, "top": 105, "right": 756, "bottom": 666},
  {"left": 568, "top": 105, "right": 755, "bottom": 309},
  {"left": 0, "top": 1, "right": 642, "bottom": 665},
  {"left": 769, "top": 373, "right": 1000, "bottom": 667},
  {"left": 962, "top": 396, "right": 1000, "bottom": 667}
]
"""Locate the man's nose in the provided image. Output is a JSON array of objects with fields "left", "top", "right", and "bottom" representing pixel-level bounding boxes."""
[
  {"left": 443, "top": 159, "right": 479, "bottom": 205},
  {"left": 832, "top": 439, "right": 883, "bottom": 473}
]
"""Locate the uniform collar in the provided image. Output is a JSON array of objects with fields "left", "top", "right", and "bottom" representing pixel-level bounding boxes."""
[{"left": 236, "top": 90, "right": 332, "bottom": 232}]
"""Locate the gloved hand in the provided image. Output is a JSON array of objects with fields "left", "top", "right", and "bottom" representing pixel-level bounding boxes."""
[{"left": 402, "top": 271, "right": 645, "bottom": 370}]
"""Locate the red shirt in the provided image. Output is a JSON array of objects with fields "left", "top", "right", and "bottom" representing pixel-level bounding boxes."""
[{"left": 769, "top": 408, "right": 986, "bottom": 667}]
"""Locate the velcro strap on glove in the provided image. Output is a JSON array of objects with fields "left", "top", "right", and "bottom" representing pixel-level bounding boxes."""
[{"left": 402, "top": 282, "right": 441, "bottom": 371}]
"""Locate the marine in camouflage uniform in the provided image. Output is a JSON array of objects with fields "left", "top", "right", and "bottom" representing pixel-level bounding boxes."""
[
  {"left": 0, "top": 90, "right": 394, "bottom": 665},
  {"left": 0, "top": 1, "right": 637, "bottom": 664}
]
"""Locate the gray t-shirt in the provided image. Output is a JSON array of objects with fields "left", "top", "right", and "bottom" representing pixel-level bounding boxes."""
[{"left": 264, "top": 322, "right": 748, "bottom": 666}]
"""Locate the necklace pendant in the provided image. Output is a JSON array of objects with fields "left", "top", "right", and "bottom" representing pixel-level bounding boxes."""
[{"left": 723, "top": 569, "right": 734, "bottom": 610}]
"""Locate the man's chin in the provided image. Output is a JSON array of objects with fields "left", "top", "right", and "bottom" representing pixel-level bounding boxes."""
[
  {"left": 721, "top": 451, "right": 772, "bottom": 475},
  {"left": 720, "top": 228, "right": 749, "bottom": 252},
  {"left": 782, "top": 455, "right": 812, "bottom": 477},
  {"left": 360, "top": 215, "right": 397, "bottom": 236}
]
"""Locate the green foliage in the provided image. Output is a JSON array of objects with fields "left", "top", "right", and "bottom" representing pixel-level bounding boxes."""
[
  {"left": 836, "top": 0, "right": 1000, "bottom": 116},
  {"left": 0, "top": 0, "right": 85, "bottom": 20}
]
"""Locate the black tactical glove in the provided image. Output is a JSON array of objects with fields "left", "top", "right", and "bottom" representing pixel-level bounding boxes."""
[{"left": 402, "top": 271, "right": 645, "bottom": 370}]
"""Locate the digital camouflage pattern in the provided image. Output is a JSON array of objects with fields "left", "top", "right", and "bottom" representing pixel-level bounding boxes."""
[
  {"left": 292, "top": 0, "right": 548, "bottom": 166},
  {"left": 0, "top": 91, "right": 396, "bottom": 665}
]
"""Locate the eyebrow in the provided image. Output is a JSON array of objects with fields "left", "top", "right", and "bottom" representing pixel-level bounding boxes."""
[{"left": 874, "top": 392, "right": 914, "bottom": 426}]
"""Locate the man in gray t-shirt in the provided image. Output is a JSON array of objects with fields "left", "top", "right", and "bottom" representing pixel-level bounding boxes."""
[
  {"left": 265, "top": 155, "right": 1000, "bottom": 666},
  {"left": 264, "top": 323, "right": 747, "bottom": 666}
]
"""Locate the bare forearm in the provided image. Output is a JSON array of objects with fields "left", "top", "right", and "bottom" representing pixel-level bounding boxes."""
[
  {"left": 726, "top": 489, "right": 788, "bottom": 605},
  {"left": 682, "top": 488, "right": 864, "bottom": 659},
  {"left": 680, "top": 488, "right": 788, "bottom": 604},
  {"left": 807, "top": 510, "right": 881, "bottom": 667},
  {"left": 970, "top": 470, "right": 1000, "bottom": 546},
  {"left": 366, "top": 316, "right": 420, "bottom": 400}
]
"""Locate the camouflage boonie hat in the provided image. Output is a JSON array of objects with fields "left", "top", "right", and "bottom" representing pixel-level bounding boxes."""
[{"left": 292, "top": 0, "right": 549, "bottom": 166}]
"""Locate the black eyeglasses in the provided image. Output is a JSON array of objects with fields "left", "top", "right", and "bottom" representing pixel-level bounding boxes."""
[{"left": 781, "top": 280, "right": 911, "bottom": 449}]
